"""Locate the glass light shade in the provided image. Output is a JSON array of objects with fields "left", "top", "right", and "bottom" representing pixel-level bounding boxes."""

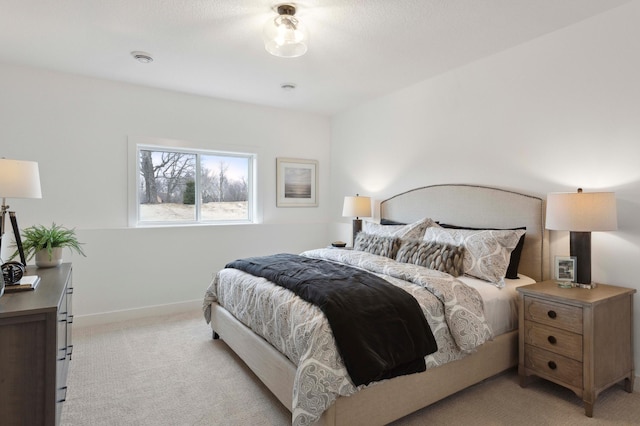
[
  {"left": 546, "top": 191, "right": 617, "bottom": 232},
  {"left": 0, "top": 158, "right": 42, "bottom": 199},
  {"left": 342, "top": 196, "right": 371, "bottom": 218},
  {"left": 263, "top": 12, "right": 309, "bottom": 58}
]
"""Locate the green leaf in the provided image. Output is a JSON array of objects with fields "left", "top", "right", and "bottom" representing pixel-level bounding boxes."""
[{"left": 9, "top": 222, "right": 86, "bottom": 262}]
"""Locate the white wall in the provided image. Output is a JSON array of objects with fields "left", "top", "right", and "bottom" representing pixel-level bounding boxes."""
[
  {"left": 2, "top": 0, "right": 639, "bottom": 379},
  {"left": 0, "top": 63, "right": 331, "bottom": 322},
  {"left": 330, "top": 1, "right": 640, "bottom": 378}
]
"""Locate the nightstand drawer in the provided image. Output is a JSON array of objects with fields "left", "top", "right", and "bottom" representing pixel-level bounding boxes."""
[
  {"left": 523, "top": 321, "right": 582, "bottom": 361},
  {"left": 524, "top": 345, "right": 583, "bottom": 389},
  {"left": 524, "top": 296, "right": 582, "bottom": 334}
]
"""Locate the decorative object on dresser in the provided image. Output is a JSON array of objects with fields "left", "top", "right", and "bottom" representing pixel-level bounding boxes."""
[
  {"left": 0, "top": 158, "right": 42, "bottom": 297},
  {"left": 518, "top": 280, "right": 635, "bottom": 417},
  {"left": 0, "top": 263, "right": 73, "bottom": 425},
  {"left": 10, "top": 223, "right": 85, "bottom": 268},
  {"left": 2, "top": 260, "right": 26, "bottom": 286},
  {"left": 3, "top": 273, "right": 40, "bottom": 292},
  {"left": 275, "top": 158, "right": 318, "bottom": 207},
  {"left": 545, "top": 188, "right": 617, "bottom": 288},
  {"left": 342, "top": 193, "right": 371, "bottom": 247}
]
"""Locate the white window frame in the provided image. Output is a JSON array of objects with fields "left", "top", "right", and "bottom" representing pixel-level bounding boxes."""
[{"left": 128, "top": 136, "right": 258, "bottom": 227}]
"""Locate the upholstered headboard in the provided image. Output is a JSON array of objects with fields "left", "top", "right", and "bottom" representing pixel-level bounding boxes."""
[{"left": 380, "top": 184, "right": 549, "bottom": 282}]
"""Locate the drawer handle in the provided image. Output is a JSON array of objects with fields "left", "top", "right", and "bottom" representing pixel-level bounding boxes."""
[
  {"left": 547, "top": 310, "right": 557, "bottom": 319},
  {"left": 57, "top": 386, "right": 68, "bottom": 403},
  {"left": 548, "top": 361, "right": 557, "bottom": 370},
  {"left": 547, "top": 335, "right": 557, "bottom": 345}
]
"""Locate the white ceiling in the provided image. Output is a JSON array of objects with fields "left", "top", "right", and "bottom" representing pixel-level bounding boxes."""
[{"left": 0, "top": 0, "right": 631, "bottom": 116}]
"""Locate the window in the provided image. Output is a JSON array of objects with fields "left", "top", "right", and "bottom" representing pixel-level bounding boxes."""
[{"left": 134, "top": 144, "right": 255, "bottom": 225}]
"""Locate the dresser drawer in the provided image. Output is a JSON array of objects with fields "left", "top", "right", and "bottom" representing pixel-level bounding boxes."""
[
  {"left": 524, "top": 321, "right": 582, "bottom": 361},
  {"left": 524, "top": 345, "right": 583, "bottom": 389},
  {"left": 524, "top": 296, "right": 582, "bottom": 334}
]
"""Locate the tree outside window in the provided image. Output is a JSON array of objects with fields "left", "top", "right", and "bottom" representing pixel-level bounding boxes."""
[{"left": 137, "top": 147, "right": 254, "bottom": 224}]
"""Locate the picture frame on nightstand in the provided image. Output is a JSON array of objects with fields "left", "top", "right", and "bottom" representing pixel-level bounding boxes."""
[{"left": 554, "top": 255, "right": 576, "bottom": 287}]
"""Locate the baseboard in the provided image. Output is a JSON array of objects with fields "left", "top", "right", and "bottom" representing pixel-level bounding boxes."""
[{"left": 74, "top": 299, "right": 202, "bottom": 328}]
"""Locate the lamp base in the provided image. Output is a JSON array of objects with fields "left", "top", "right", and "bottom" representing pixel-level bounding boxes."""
[
  {"left": 556, "top": 281, "right": 598, "bottom": 289},
  {"left": 9, "top": 212, "right": 26, "bottom": 267},
  {"left": 570, "top": 231, "right": 592, "bottom": 286},
  {"left": 352, "top": 219, "right": 363, "bottom": 247},
  {"left": 575, "top": 282, "right": 598, "bottom": 289}
]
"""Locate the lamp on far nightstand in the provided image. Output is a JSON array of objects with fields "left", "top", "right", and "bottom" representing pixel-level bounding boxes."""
[
  {"left": 545, "top": 188, "right": 617, "bottom": 288},
  {"left": 342, "top": 194, "right": 371, "bottom": 247}
]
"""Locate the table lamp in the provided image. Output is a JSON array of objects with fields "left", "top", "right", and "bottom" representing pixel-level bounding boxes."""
[
  {"left": 342, "top": 194, "right": 371, "bottom": 247},
  {"left": 545, "top": 188, "right": 617, "bottom": 288}
]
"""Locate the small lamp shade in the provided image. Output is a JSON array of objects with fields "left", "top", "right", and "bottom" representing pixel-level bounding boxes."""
[
  {"left": 342, "top": 195, "right": 371, "bottom": 219},
  {"left": 343, "top": 195, "right": 371, "bottom": 247},
  {"left": 546, "top": 191, "right": 617, "bottom": 232},
  {"left": 0, "top": 159, "right": 42, "bottom": 199}
]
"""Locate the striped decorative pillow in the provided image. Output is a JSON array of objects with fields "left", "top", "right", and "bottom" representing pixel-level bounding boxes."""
[
  {"left": 354, "top": 233, "right": 401, "bottom": 259},
  {"left": 396, "top": 240, "right": 465, "bottom": 277}
]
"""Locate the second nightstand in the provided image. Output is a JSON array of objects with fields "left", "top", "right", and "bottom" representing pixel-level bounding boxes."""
[{"left": 517, "top": 280, "right": 635, "bottom": 417}]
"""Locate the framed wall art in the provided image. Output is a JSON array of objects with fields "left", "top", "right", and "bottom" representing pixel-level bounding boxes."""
[{"left": 276, "top": 158, "right": 318, "bottom": 207}]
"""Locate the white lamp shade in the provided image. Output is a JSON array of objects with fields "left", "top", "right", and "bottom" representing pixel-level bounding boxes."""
[
  {"left": 0, "top": 159, "right": 42, "bottom": 199},
  {"left": 546, "top": 191, "right": 617, "bottom": 232},
  {"left": 342, "top": 196, "right": 371, "bottom": 218}
]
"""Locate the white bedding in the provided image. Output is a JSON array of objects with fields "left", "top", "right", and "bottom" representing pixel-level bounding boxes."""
[
  {"left": 459, "top": 274, "right": 535, "bottom": 336},
  {"left": 204, "top": 248, "right": 495, "bottom": 425}
]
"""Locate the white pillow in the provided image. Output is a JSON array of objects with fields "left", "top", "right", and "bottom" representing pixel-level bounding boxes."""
[
  {"left": 363, "top": 217, "right": 435, "bottom": 240},
  {"left": 423, "top": 227, "right": 526, "bottom": 287}
]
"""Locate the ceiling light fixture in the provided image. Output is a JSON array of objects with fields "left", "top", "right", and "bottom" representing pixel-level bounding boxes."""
[
  {"left": 263, "top": 4, "right": 309, "bottom": 58},
  {"left": 131, "top": 51, "right": 153, "bottom": 63},
  {"left": 281, "top": 83, "right": 296, "bottom": 91}
]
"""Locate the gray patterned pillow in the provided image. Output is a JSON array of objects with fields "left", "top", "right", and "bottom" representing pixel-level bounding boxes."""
[
  {"left": 423, "top": 227, "right": 526, "bottom": 287},
  {"left": 396, "top": 240, "right": 465, "bottom": 277},
  {"left": 362, "top": 217, "right": 435, "bottom": 240},
  {"left": 354, "top": 233, "right": 401, "bottom": 259}
]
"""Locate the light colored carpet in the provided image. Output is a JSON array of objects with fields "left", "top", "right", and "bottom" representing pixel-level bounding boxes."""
[{"left": 62, "top": 310, "right": 640, "bottom": 425}]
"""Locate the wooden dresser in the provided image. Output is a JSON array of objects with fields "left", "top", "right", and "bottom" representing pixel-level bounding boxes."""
[
  {"left": 0, "top": 263, "right": 73, "bottom": 426},
  {"left": 517, "top": 280, "right": 635, "bottom": 417}
]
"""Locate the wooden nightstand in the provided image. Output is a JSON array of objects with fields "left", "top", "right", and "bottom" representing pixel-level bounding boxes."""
[{"left": 517, "top": 280, "right": 635, "bottom": 417}]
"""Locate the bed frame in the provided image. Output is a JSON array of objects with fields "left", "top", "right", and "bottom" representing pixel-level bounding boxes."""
[{"left": 208, "top": 184, "right": 549, "bottom": 425}]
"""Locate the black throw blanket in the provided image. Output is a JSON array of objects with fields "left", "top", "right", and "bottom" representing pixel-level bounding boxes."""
[{"left": 226, "top": 253, "right": 437, "bottom": 386}]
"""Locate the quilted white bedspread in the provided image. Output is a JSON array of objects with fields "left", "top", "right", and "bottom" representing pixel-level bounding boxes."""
[{"left": 203, "top": 248, "right": 493, "bottom": 426}]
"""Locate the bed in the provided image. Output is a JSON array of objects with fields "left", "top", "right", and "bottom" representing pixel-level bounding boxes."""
[{"left": 203, "top": 184, "right": 549, "bottom": 425}]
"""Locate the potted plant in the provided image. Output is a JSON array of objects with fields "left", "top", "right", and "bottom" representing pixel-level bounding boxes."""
[{"left": 11, "top": 223, "right": 86, "bottom": 268}]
